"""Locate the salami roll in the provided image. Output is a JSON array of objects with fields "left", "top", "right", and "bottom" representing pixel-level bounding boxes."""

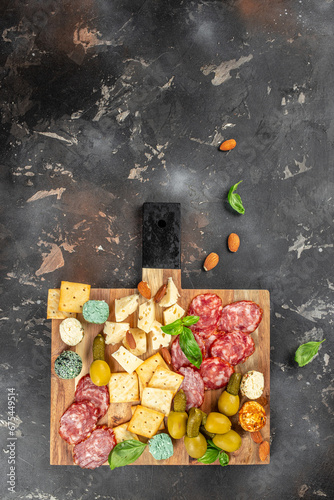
[
  {"left": 188, "top": 294, "right": 223, "bottom": 334},
  {"left": 210, "top": 331, "right": 255, "bottom": 366},
  {"left": 178, "top": 367, "right": 205, "bottom": 411},
  {"left": 59, "top": 401, "right": 99, "bottom": 445},
  {"left": 73, "top": 426, "right": 116, "bottom": 469},
  {"left": 218, "top": 300, "right": 263, "bottom": 334},
  {"left": 199, "top": 357, "right": 234, "bottom": 390},
  {"left": 170, "top": 334, "right": 206, "bottom": 371},
  {"left": 75, "top": 374, "right": 109, "bottom": 420}
]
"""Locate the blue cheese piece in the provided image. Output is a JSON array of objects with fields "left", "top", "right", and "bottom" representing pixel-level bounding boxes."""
[
  {"left": 163, "top": 303, "right": 185, "bottom": 326},
  {"left": 112, "top": 346, "right": 144, "bottom": 374},
  {"left": 115, "top": 294, "right": 139, "bottom": 322},
  {"left": 150, "top": 321, "right": 171, "bottom": 350},
  {"left": 137, "top": 299, "right": 155, "bottom": 333},
  {"left": 104, "top": 322, "right": 129, "bottom": 345},
  {"left": 149, "top": 433, "right": 174, "bottom": 460}
]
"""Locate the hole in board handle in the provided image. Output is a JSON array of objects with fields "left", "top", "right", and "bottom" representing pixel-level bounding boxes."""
[{"left": 157, "top": 219, "right": 167, "bottom": 228}]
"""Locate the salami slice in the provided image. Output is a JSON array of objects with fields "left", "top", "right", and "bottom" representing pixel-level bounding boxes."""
[
  {"left": 73, "top": 426, "right": 116, "bottom": 469},
  {"left": 75, "top": 374, "right": 109, "bottom": 420},
  {"left": 218, "top": 300, "right": 263, "bottom": 334},
  {"left": 171, "top": 334, "right": 206, "bottom": 371},
  {"left": 210, "top": 331, "right": 255, "bottom": 365},
  {"left": 204, "top": 331, "right": 224, "bottom": 357},
  {"left": 179, "top": 367, "right": 205, "bottom": 411},
  {"left": 188, "top": 294, "right": 223, "bottom": 334},
  {"left": 199, "top": 357, "right": 234, "bottom": 390},
  {"left": 59, "top": 401, "right": 99, "bottom": 445}
]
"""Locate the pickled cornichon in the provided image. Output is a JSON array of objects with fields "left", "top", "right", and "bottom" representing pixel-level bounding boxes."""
[
  {"left": 200, "top": 425, "right": 215, "bottom": 440},
  {"left": 226, "top": 372, "right": 242, "bottom": 396},
  {"left": 173, "top": 390, "right": 187, "bottom": 412},
  {"left": 93, "top": 333, "right": 105, "bottom": 361},
  {"left": 186, "top": 408, "right": 203, "bottom": 438}
]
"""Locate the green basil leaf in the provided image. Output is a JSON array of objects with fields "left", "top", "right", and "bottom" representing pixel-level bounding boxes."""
[
  {"left": 108, "top": 439, "right": 147, "bottom": 470},
  {"left": 161, "top": 319, "right": 183, "bottom": 336},
  {"left": 228, "top": 180, "right": 245, "bottom": 214},
  {"left": 207, "top": 439, "right": 221, "bottom": 450},
  {"left": 182, "top": 316, "right": 200, "bottom": 326},
  {"left": 219, "top": 451, "right": 229, "bottom": 467},
  {"left": 179, "top": 327, "right": 202, "bottom": 368},
  {"left": 197, "top": 445, "right": 220, "bottom": 464},
  {"left": 295, "top": 339, "right": 326, "bottom": 367}
]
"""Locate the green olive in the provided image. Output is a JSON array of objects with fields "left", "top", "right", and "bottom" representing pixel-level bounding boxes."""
[
  {"left": 167, "top": 411, "right": 188, "bottom": 439},
  {"left": 218, "top": 391, "right": 240, "bottom": 416},
  {"left": 184, "top": 433, "right": 207, "bottom": 459},
  {"left": 213, "top": 430, "right": 242, "bottom": 452},
  {"left": 205, "top": 412, "right": 231, "bottom": 434}
]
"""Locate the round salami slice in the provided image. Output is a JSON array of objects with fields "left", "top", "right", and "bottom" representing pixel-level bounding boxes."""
[
  {"left": 179, "top": 367, "right": 205, "bottom": 411},
  {"left": 210, "top": 331, "right": 255, "bottom": 365},
  {"left": 73, "top": 426, "right": 116, "bottom": 469},
  {"left": 199, "top": 357, "right": 234, "bottom": 390},
  {"left": 218, "top": 300, "right": 263, "bottom": 334},
  {"left": 59, "top": 401, "right": 99, "bottom": 445},
  {"left": 204, "top": 331, "right": 225, "bottom": 357},
  {"left": 170, "top": 334, "right": 206, "bottom": 371},
  {"left": 188, "top": 294, "right": 223, "bottom": 334},
  {"left": 75, "top": 374, "right": 109, "bottom": 420}
]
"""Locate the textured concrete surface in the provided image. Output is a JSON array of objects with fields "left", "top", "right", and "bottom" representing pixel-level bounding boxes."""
[{"left": 0, "top": 0, "right": 333, "bottom": 499}]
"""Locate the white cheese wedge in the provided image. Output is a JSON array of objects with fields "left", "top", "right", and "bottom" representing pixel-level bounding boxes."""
[
  {"left": 137, "top": 299, "right": 155, "bottom": 333},
  {"left": 163, "top": 303, "right": 185, "bottom": 326},
  {"left": 158, "top": 277, "right": 180, "bottom": 307},
  {"left": 104, "top": 322, "right": 129, "bottom": 345},
  {"left": 112, "top": 346, "right": 144, "bottom": 374},
  {"left": 115, "top": 294, "right": 139, "bottom": 322},
  {"left": 150, "top": 320, "right": 171, "bottom": 350},
  {"left": 122, "top": 327, "right": 147, "bottom": 356}
]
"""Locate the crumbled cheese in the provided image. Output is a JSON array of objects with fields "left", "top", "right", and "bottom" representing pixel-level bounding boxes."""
[{"left": 240, "top": 371, "right": 264, "bottom": 399}]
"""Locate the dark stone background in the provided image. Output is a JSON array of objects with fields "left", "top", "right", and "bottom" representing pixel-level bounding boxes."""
[{"left": 0, "top": 1, "right": 333, "bottom": 499}]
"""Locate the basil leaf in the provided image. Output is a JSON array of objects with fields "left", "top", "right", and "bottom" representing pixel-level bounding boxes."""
[
  {"left": 108, "top": 439, "right": 147, "bottom": 470},
  {"left": 179, "top": 327, "right": 202, "bottom": 368},
  {"left": 295, "top": 340, "right": 326, "bottom": 367},
  {"left": 207, "top": 439, "right": 221, "bottom": 450},
  {"left": 219, "top": 451, "right": 229, "bottom": 467},
  {"left": 228, "top": 180, "right": 245, "bottom": 214},
  {"left": 182, "top": 316, "right": 200, "bottom": 326},
  {"left": 161, "top": 319, "right": 183, "bottom": 336},
  {"left": 197, "top": 445, "right": 220, "bottom": 464}
]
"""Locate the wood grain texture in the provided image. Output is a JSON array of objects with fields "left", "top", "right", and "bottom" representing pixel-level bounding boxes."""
[{"left": 50, "top": 269, "right": 270, "bottom": 466}]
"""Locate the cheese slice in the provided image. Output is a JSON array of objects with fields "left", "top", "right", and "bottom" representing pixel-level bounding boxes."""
[
  {"left": 158, "top": 277, "right": 180, "bottom": 307},
  {"left": 122, "top": 327, "right": 147, "bottom": 356},
  {"left": 163, "top": 303, "right": 185, "bottom": 326},
  {"left": 104, "top": 322, "right": 129, "bottom": 345},
  {"left": 115, "top": 294, "right": 139, "bottom": 322},
  {"left": 150, "top": 320, "right": 171, "bottom": 350},
  {"left": 137, "top": 299, "right": 155, "bottom": 333},
  {"left": 112, "top": 346, "right": 144, "bottom": 374}
]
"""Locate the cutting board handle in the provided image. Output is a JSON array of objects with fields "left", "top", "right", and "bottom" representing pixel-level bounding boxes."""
[{"left": 142, "top": 202, "right": 181, "bottom": 269}]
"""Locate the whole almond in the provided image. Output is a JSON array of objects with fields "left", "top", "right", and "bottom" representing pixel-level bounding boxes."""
[
  {"left": 250, "top": 431, "right": 263, "bottom": 444},
  {"left": 138, "top": 281, "right": 151, "bottom": 299},
  {"left": 228, "top": 233, "right": 240, "bottom": 253},
  {"left": 203, "top": 252, "right": 219, "bottom": 271},
  {"left": 219, "top": 139, "right": 236, "bottom": 151},
  {"left": 259, "top": 441, "right": 270, "bottom": 462},
  {"left": 159, "top": 346, "right": 172, "bottom": 366},
  {"left": 154, "top": 284, "right": 167, "bottom": 303},
  {"left": 126, "top": 331, "right": 136, "bottom": 349}
]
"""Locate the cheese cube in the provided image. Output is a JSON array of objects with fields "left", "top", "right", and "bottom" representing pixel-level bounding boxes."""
[
  {"left": 104, "top": 322, "right": 129, "bottom": 345},
  {"left": 112, "top": 346, "right": 144, "bottom": 374},
  {"left": 163, "top": 303, "right": 185, "bottom": 326},
  {"left": 137, "top": 299, "right": 155, "bottom": 333},
  {"left": 150, "top": 321, "right": 171, "bottom": 350},
  {"left": 115, "top": 294, "right": 139, "bottom": 322},
  {"left": 158, "top": 277, "right": 180, "bottom": 307},
  {"left": 122, "top": 327, "right": 147, "bottom": 356}
]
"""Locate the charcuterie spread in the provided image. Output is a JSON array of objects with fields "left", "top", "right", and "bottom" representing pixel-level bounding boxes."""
[{"left": 50, "top": 277, "right": 270, "bottom": 467}]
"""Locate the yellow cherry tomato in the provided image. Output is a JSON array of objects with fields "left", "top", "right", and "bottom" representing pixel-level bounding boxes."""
[{"left": 89, "top": 360, "right": 111, "bottom": 386}]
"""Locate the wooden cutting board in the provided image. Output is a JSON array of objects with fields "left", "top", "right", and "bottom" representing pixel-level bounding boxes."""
[{"left": 50, "top": 267, "right": 270, "bottom": 466}]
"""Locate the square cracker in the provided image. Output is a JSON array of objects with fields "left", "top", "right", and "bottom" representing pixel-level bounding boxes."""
[
  {"left": 148, "top": 366, "right": 184, "bottom": 395},
  {"left": 109, "top": 372, "right": 139, "bottom": 403},
  {"left": 141, "top": 387, "right": 174, "bottom": 416},
  {"left": 135, "top": 353, "right": 169, "bottom": 389},
  {"left": 131, "top": 406, "right": 165, "bottom": 430},
  {"left": 113, "top": 422, "right": 139, "bottom": 444},
  {"left": 127, "top": 405, "right": 164, "bottom": 439},
  {"left": 58, "top": 281, "right": 91, "bottom": 313},
  {"left": 47, "top": 289, "right": 76, "bottom": 319}
]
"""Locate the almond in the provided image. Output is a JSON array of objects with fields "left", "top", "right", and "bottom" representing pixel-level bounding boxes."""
[
  {"left": 228, "top": 233, "right": 240, "bottom": 253},
  {"left": 256, "top": 396, "right": 268, "bottom": 407},
  {"left": 126, "top": 330, "right": 136, "bottom": 350},
  {"left": 154, "top": 284, "right": 167, "bottom": 303},
  {"left": 159, "top": 346, "right": 172, "bottom": 366},
  {"left": 259, "top": 440, "right": 270, "bottom": 462},
  {"left": 250, "top": 431, "right": 263, "bottom": 444},
  {"left": 219, "top": 139, "right": 236, "bottom": 151},
  {"left": 203, "top": 252, "right": 219, "bottom": 271},
  {"left": 138, "top": 281, "right": 151, "bottom": 299}
]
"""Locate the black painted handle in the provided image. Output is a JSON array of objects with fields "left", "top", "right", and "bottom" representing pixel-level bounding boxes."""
[{"left": 142, "top": 202, "right": 181, "bottom": 269}]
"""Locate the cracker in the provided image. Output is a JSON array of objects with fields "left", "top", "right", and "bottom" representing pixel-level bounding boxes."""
[
  {"left": 135, "top": 353, "right": 169, "bottom": 389},
  {"left": 127, "top": 405, "right": 164, "bottom": 439},
  {"left": 58, "top": 281, "right": 91, "bottom": 313},
  {"left": 148, "top": 366, "right": 184, "bottom": 395},
  {"left": 131, "top": 405, "right": 165, "bottom": 430},
  {"left": 141, "top": 387, "right": 174, "bottom": 416},
  {"left": 47, "top": 289, "right": 76, "bottom": 319},
  {"left": 113, "top": 422, "right": 139, "bottom": 444},
  {"left": 109, "top": 372, "right": 139, "bottom": 403}
]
